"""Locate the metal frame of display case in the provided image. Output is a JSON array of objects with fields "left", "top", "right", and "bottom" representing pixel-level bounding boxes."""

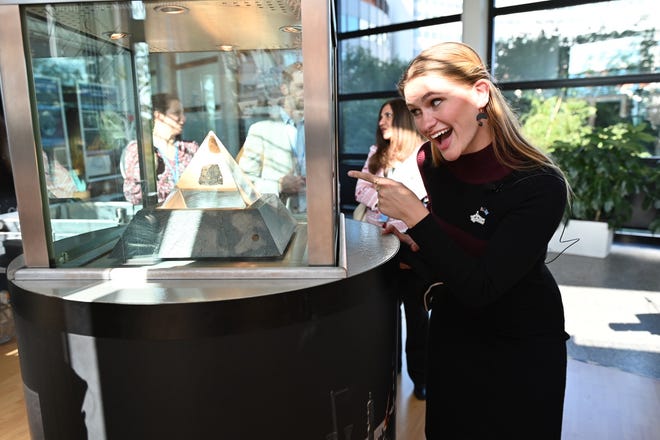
[{"left": 0, "top": 0, "right": 339, "bottom": 271}]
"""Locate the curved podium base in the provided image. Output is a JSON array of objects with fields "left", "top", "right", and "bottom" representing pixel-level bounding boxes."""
[{"left": 10, "top": 222, "right": 400, "bottom": 439}]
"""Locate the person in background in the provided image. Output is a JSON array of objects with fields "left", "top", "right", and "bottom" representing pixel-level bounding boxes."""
[
  {"left": 354, "top": 97, "right": 429, "bottom": 400},
  {"left": 2, "top": 109, "right": 76, "bottom": 203},
  {"left": 43, "top": 151, "right": 77, "bottom": 199},
  {"left": 238, "top": 62, "right": 306, "bottom": 214},
  {"left": 122, "top": 93, "right": 198, "bottom": 205},
  {"left": 349, "top": 42, "right": 570, "bottom": 439}
]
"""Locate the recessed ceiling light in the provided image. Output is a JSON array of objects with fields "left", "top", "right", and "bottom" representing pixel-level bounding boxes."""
[
  {"left": 104, "top": 31, "right": 130, "bottom": 40},
  {"left": 154, "top": 5, "right": 188, "bottom": 14},
  {"left": 279, "top": 24, "right": 302, "bottom": 33},
  {"left": 217, "top": 44, "right": 235, "bottom": 52}
]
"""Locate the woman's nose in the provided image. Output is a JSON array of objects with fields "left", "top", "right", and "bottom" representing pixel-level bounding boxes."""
[{"left": 419, "top": 111, "right": 435, "bottom": 132}]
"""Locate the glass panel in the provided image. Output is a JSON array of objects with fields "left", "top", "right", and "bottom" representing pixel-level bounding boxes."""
[
  {"left": 503, "top": 82, "right": 660, "bottom": 156},
  {"left": 494, "top": 0, "right": 546, "bottom": 7},
  {"left": 339, "top": 22, "right": 462, "bottom": 94},
  {"left": 339, "top": 98, "right": 386, "bottom": 156},
  {"left": 337, "top": 0, "right": 462, "bottom": 33},
  {"left": 22, "top": 1, "right": 307, "bottom": 267},
  {"left": 493, "top": 0, "right": 660, "bottom": 82},
  {"left": 26, "top": 5, "right": 139, "bottom": 252}
]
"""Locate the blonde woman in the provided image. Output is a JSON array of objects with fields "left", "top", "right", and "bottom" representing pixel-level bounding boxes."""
[{"left": 350, "top": 42, "right": 570, "bottom": 439}]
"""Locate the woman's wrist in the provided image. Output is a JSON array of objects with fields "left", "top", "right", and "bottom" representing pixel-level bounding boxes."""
[{"left": 404, "top": 205, "right": 430, "bottom": 229}]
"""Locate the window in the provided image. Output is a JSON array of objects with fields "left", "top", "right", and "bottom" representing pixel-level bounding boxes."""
[
  {"left": 493, "top": 0, "right": 660, "bottom": 156},
  {"left": 336, "top": 0, "right": 660, "bottom": 215},
  {"left": 337, "top": 3, "right": 463, "bottom": 159},
  {"left": 337, "top": 0, "right": 461, "bottom": 33}
]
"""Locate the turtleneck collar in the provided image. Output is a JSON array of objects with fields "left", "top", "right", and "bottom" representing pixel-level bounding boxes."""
[{"left": 444, "top": 144, "right": 512, "bottom": 184}]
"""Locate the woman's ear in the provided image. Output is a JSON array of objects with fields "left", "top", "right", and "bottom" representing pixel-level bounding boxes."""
[{"left": 473, "top": 79, "right": 490, "bottom": 108}]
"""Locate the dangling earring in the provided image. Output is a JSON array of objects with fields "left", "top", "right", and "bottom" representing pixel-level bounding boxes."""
[{"left": 476, "top": 110, "right": 488, "bottom": 127}]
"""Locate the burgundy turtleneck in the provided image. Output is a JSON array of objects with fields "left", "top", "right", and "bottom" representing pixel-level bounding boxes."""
[
  {"left": 443, "top": 143, "right": 512, "bottom": 184},
  {"left": 416, "top": 143, "right": 513, "bottom": 256}
]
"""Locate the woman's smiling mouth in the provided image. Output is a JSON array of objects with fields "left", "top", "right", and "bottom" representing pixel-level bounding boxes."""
[{"left": 431, "top": 127, "right": 451, "bottom": 143}]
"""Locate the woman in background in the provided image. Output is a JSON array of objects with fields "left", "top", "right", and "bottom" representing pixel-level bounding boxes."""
[
  {"left": 122, "top": 93, "right": 198, "bottom": 205},
  {"left": 355, "top": 98, "right": 429, "bottom": 400}
]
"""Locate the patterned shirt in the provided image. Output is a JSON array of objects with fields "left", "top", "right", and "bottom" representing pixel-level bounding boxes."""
[{"left": 122, "top": 139, "right": 198, "bottom": 205}]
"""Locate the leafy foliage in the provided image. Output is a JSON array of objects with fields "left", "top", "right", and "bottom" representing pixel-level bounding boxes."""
[
  {"left": 339, "top": 46, "right": 409, "bottom": 94},
  {"left": 550, "top": 123, "right": 660, "bottom": 231},
  {"left": 521, "top": 96, "right": 595, "bottom": 151},
  {"left": 339, "top": 46, "right": 410, "bottom": 155}
]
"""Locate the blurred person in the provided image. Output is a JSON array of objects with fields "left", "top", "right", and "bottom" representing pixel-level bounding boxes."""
[
  {"left": 238, "top": 62, "right": 306, "bottom": 214},
  {"left": 350, "top": 42, "right": 570, "bottom": 439},
  {"left": 43, "top": 151, "right": 76, "bottom": 199},
  {"left": 122, "top": 93, "right": 198, "bottom": 205},
  {"left": 354, "top": 98, "right": 429, "bottom": 400}
]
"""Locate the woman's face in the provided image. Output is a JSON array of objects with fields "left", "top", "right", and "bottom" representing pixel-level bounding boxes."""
[
  {"left": 404, "top": 74, "right": 491, "bottom": 161},
  {"left": 155, "top": 99, "right": 185, "bottom": 139},
  {"left": 378, "top": 104, "right": 394, "bottom": 141}
]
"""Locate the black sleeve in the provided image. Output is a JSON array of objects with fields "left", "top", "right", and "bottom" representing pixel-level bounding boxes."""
[{"left": 406, "top": 173, "right": 567, "bottom": 307}]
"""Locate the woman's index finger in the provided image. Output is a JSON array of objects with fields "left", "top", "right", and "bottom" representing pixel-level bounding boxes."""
[{"left": 347, "top": 170, "right": 376, "bottom": 183}]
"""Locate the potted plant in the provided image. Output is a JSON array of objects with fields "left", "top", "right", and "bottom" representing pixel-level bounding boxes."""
[{"left": 548, "top": 122, "right": 660, "bottom": 257}]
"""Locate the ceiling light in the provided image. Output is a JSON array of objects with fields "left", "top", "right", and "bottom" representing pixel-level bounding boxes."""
[
  {"left": 104, "top": 31, "right": 130, "bottom": 40},
  {"left": 154, "top": 5, "right": 188, "bottom": 14},
  {"left": 279, "top": 24, "right": 302, "bottom": 33}
]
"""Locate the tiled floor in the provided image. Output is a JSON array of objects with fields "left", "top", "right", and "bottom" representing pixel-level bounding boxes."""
[
  {"left": 396, "top": 237, "right": 660, "bottom": 439},
  {"left": 547, "top": 240, "right": 660, "bottom": 380}
]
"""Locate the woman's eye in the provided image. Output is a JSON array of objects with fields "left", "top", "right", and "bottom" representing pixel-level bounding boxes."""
[
  {"left": 410, "top": 109, "right": 421, "bottom": 117},
  {"left": 431, "top": 98, "right": 442, "bottom": 107}
]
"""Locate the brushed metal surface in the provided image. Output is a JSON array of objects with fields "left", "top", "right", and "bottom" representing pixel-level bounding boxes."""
[
  {"left": 8, "top": 219, "right": 399, "bottom": 304},
  {"left": 21, "top": 0, "right": 302, "bottom": 52}
]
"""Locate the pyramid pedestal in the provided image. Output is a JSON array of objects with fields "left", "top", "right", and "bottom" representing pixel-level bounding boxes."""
[{"left": 111, "top": 131, "right": 297, "bottom": 262}]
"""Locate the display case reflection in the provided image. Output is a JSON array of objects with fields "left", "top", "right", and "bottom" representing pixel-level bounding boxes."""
[{"left": 22, "top": 0, "right": 307, "bottom": 265}]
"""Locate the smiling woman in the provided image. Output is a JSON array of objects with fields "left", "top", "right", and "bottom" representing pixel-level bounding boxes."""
[
  {"left": 349, "top": 41, "right": 573, "bottom": 440},
  {"left": 121, "top": 93, "right": 199, "bottom": 205}
]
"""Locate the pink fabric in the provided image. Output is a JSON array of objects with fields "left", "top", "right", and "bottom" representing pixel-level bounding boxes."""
[
  {"left": 122, "top": 139, "right": 198, "bottom": 204},
  {"left": 354, "top": 144, "right": 426, "bottom": 232}
]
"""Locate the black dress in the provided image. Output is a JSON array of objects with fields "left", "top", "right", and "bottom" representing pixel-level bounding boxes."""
[{"left": 407, "top": 143, "right": 569, "bottom": 439}]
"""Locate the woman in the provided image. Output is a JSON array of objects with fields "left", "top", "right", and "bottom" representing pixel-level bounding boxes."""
[
  {"left": 354, "top": 98, "right": 429, "bottom": 400},
  {"left": 349, "top": 42, "right": 570, "bottom": 439},
  {"left": 355, "top": 98, "right": 426, "bottom": 230},
  {"left": 122, "top": 93, "right": 198, "bottom": 205}
]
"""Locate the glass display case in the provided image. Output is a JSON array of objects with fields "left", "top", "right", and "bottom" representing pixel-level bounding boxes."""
[
  {"left": 1, "top": 0, "right": 338, "bottom": 271},
  {"left": 1, "top": 2, "right": 401, "bottom": 439}
]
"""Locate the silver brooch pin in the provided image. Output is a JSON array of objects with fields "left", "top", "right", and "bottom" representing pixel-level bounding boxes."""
[{"left": 470, "top": 207, "right": 489, "bottom": 225}]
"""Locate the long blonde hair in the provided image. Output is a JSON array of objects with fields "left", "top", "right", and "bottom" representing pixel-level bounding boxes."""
[
  {"left": 397, "top": 42, "right": 562, "bottom": 175},
  {"left": 368, "top": 98, "right": 424, "bottom": 174}
]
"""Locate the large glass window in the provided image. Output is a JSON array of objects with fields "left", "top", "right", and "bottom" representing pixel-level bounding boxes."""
[
  {"left": 337, "top": 7, "right": 462, "bottom": 161},
  {"left": 337, "top": 0, "right": 461, "bottom": 33},
  {"left": 504, "top": 83, "right": 660, "bottom": 156},
  {"left": 336, "top": 0, "right": 660, "bottom": 221},
  {"left": 492, "top": 0, "right": 660, "bottom": 157},
  {"left": 493, "top": 0, "right": 659, "bottom": 82},
  {"left": 339, "top": 98, "right": 386, "bottom": 156},
  {"left": 339, "top": 24, "right": 462, "bottom": 95},
  {"left": 336, "top": 0, "right": 463, "bottom": 212}
]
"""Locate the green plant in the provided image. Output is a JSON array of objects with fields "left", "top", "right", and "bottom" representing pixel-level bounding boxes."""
[
  {"left": 550, "top": 122, "right": 660, "bottom": 232},
  {"left": 521, "top": 96, "right": 595, "bottom": 152}
]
